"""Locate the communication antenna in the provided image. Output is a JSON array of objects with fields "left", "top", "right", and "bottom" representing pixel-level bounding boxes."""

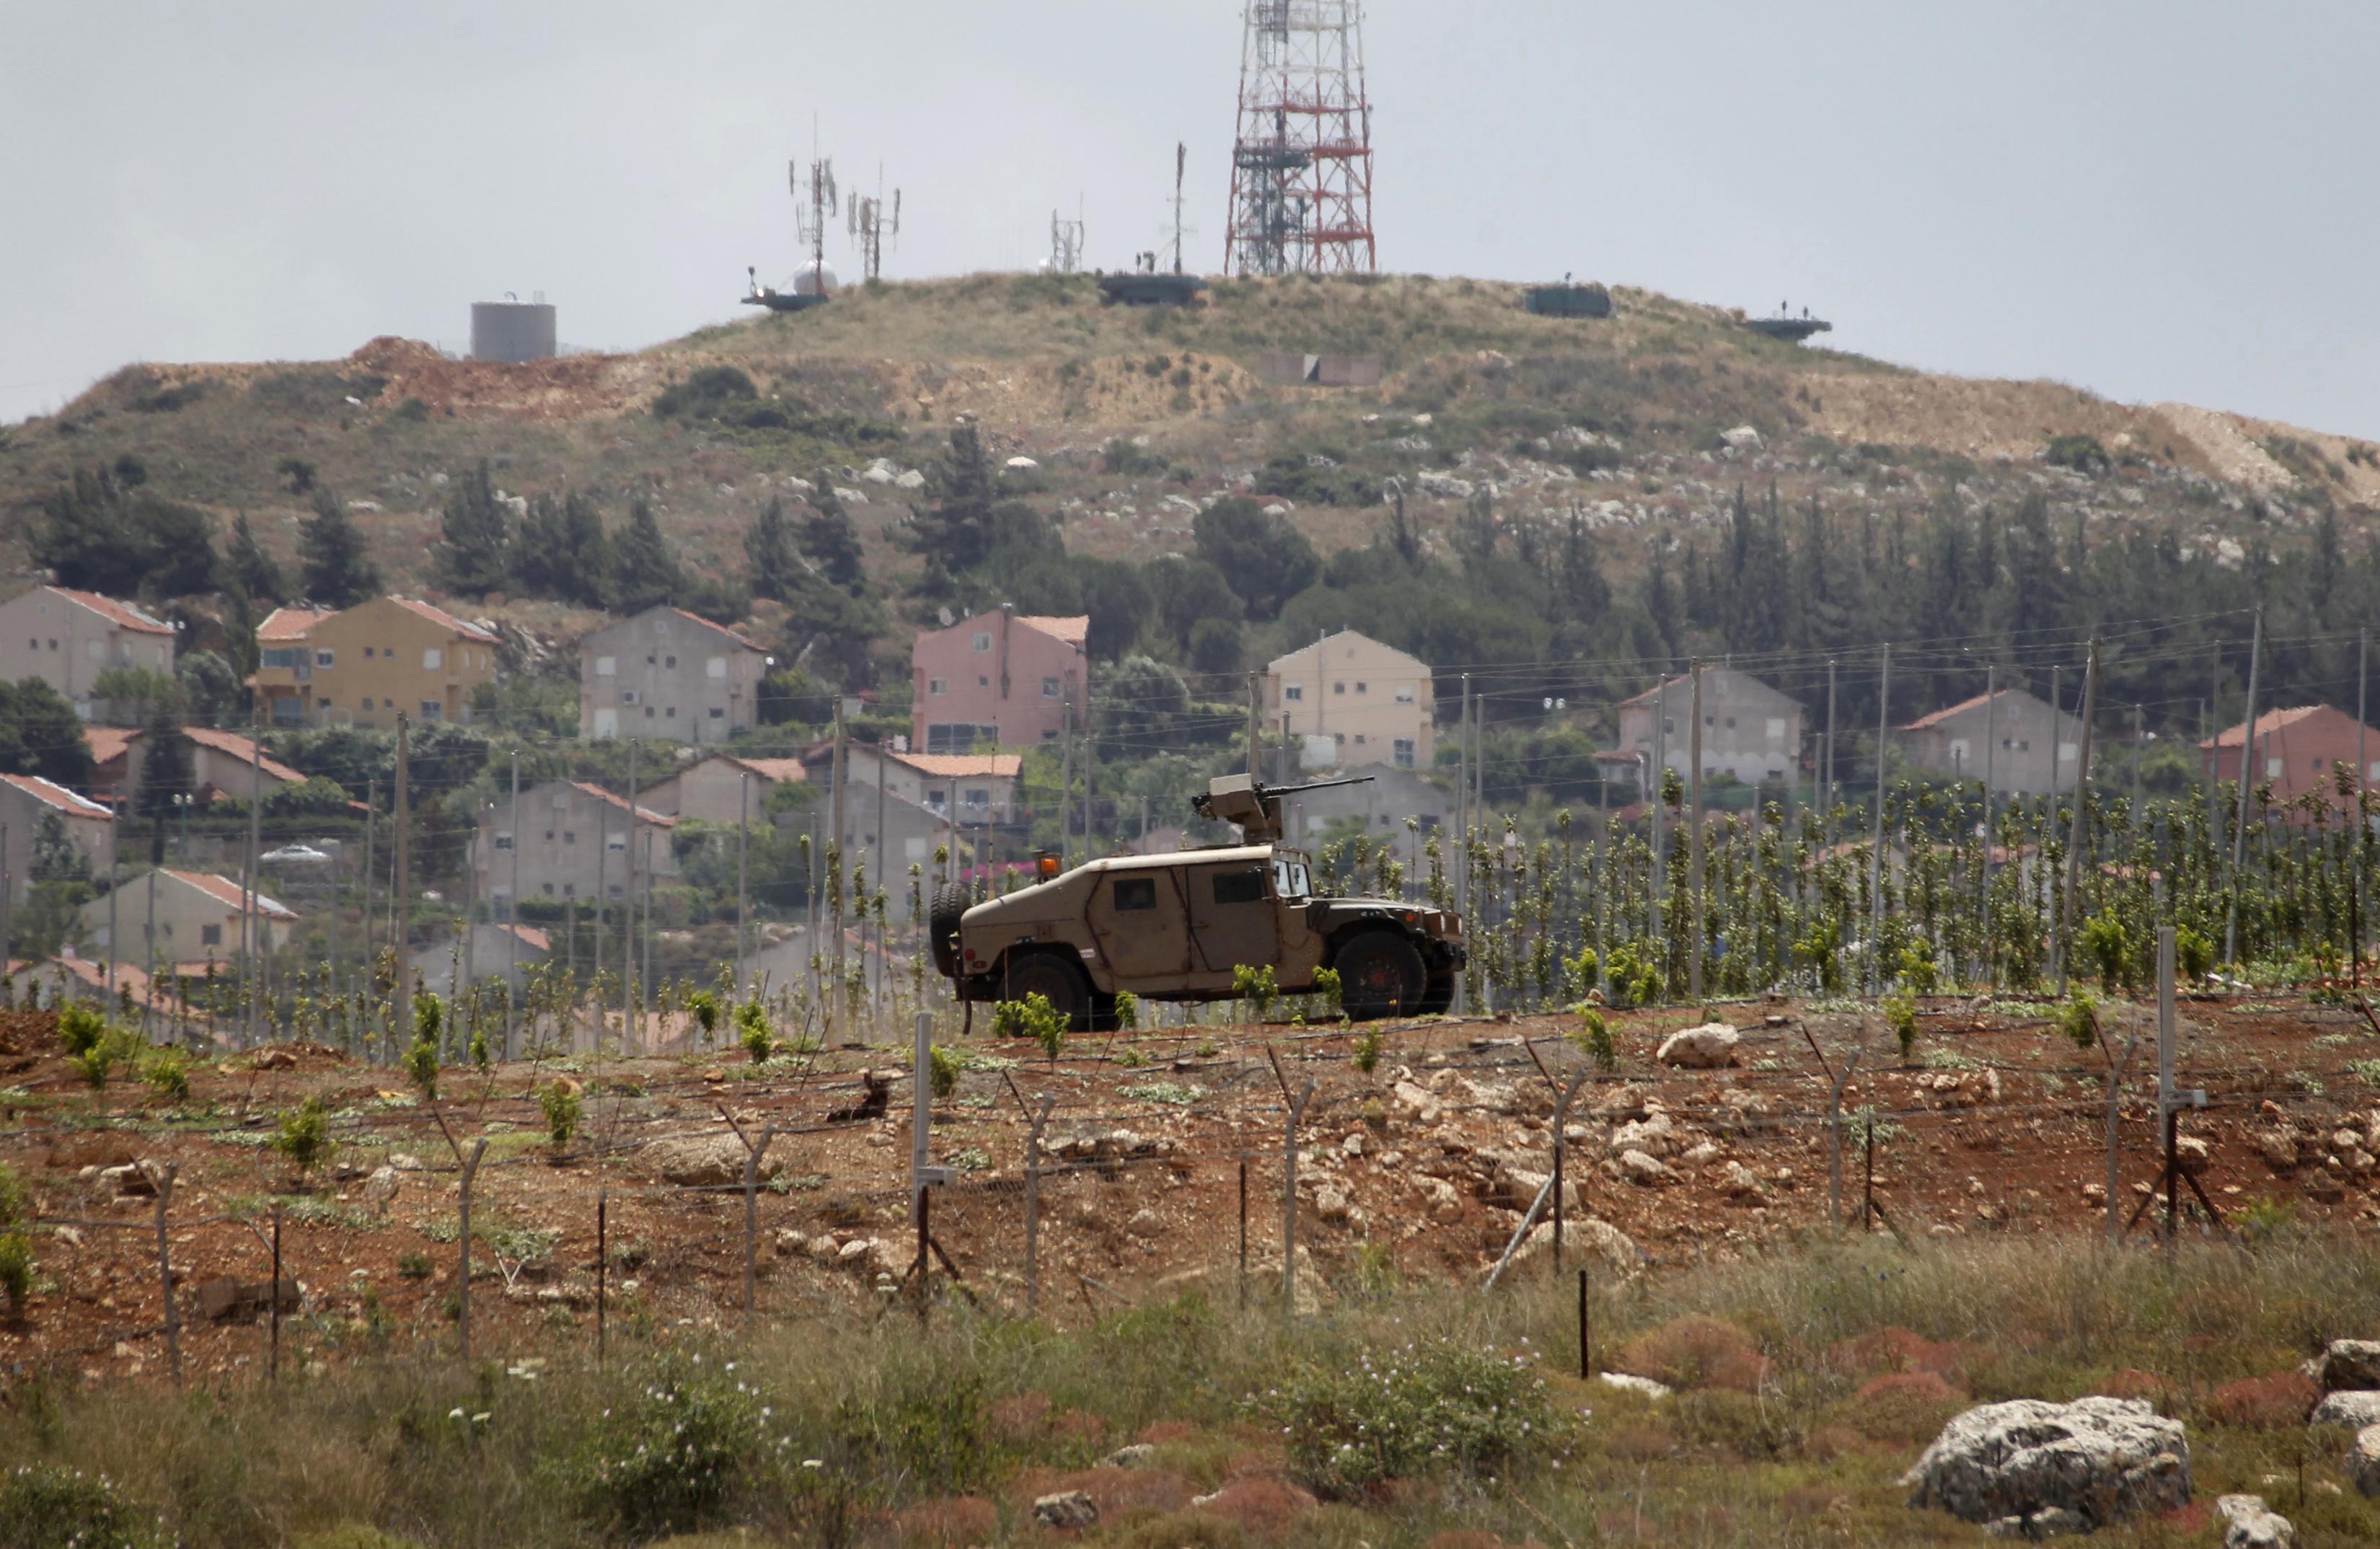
[
  {"left": 790, "top": 120, "right": 839, "bottom": 295},
  {"left": 848, "top": 164, "right": 902, "bottom": 282},
  {"left": 1049, "top": 193, "right": 1085, "bottom": 274},
  {"left": 1170, "top": 141, "right": 1189, "bottom": 275},
  {"left": 1225, "top": 0, "right": 1375, "bottom": 275}
]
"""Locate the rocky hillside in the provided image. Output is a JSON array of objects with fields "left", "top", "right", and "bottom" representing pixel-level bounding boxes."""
[{"left": 4, "top": 272, "right": 2372, "bottom": 633}]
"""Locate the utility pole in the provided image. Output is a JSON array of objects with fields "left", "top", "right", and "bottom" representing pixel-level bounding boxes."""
[
  {"left": 1979, "top": 665, "right": 1998, "bottom": 935},
  {"left": 1688, "top": 658, "right": 1704, "bottom": 1001},
  {"left": 2130, "top": 703, "right": 2143, "bottom": 821},
  {"left": 830, "top": 701, "right": 847, "bottom": 1039},
  {"left": 2064, "top": 637, "right": 2099, "bottom": 938},
  {"left": 1246, "top": 671, "right": 1260, "bottom": 780},
  {"left": 624, "top": 739, "right": 639, "bottom": 1046},
  {"left": 1457, "top": 674, "right": 1472, "bottom": 914},
  {"left": 1058, "top": 704, "right": 1073, "bottom": 870},
  {"left": 2359, "top": 631, "right": 2371, "bottom": 985},
  {"left": 1823, "top": 660, "right": 1837, "bottom": 817},
  {"left": 2225, "top": 609, "right": 2262, "bottom": 966},
  {"left": 506, "top": 749, "right": 521, "bottom": 1059},
  {"left": 244, "top": 712, "right": 263, "bottom": 1045},
  {"left": 363, "top": 777, "right": 376, "bottom": 1002},
  {"left": 1868, "top": 644, "right": 1890, "bottom": 992},
  {"left": 392, "top": 715, "right": 412, "bottom": 1027},
  {"left": 736, "top": 769, "right": 750, "bottom": 999}
]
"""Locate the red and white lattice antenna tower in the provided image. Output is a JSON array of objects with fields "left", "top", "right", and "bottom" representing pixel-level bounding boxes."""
[{"left": 1225, "top": 0, "right": 1375, "bottom": 277}]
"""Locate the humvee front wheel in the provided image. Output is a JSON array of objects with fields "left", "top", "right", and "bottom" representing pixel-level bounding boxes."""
[
  {"left": 1335, "top": 932, "right": 1426, "bottom": 1021},
  {"left": 999, "top": 952, "right": 1093, "bottom": 1033}
]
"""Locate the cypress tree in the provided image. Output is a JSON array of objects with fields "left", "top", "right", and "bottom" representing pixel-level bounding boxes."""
[{"left": 300, "top": 487, "right": 382, "bottom": 606}]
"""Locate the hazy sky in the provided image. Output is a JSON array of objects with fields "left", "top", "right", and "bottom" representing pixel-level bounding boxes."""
[{"left": 7, "top": 2, "right": 2378, "bottom": 436}]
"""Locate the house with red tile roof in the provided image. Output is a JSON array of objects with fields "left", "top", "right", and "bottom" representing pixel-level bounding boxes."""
[
  {"left": 640, "top": 753, "right": 809, "bottom": 825},
  {"left": 2202, "top": 705, "right": 2380, "bottom": 817},
  {"left": 578, "top": 605, "right": 769, "bottom": 744},
  {"left": 251, "top": 596, "right": 500, "bottom": 729},
  {"left": 910, "top": 606, "right": 1087, "bottom": 753},
  {"left": 1610, "top": 667, "right": 1804, "bottom": 788},
  {"left": 81, "top": 867, "right": 294, "bottom": 966},
  {"left": 0, "top": 586, "right": 177, "bottom": 723},
  {"left": 473, "top": 779, "right": 678, "bottom": 917},
  {"left": 1898, "top": 687, "right": 2083, "bottom": 796},
  {"left": 0, "top": 773, "right": 113, "bottom": 904},
  {"left": 86, "top": 724, "right": 308, "bottom": 807}
]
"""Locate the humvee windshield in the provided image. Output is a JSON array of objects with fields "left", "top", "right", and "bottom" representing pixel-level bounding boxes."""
[{"left": 1271, "top": 853, "right": 1312, "bottom": 902}]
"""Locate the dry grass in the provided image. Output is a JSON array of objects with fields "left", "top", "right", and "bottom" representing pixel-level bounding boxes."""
[{"left": 4, "top": 1233, "right": 2379, "bottom": 1546}]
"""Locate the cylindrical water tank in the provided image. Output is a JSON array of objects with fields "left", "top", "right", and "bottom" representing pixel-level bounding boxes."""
[{"left": 470, "top": 301, "right": 557, "bottom": 363}]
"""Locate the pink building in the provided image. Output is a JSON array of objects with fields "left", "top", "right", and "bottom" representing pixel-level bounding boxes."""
[
  {"left": 2201, "top": 705, "right": 2380, "bottom": 819},
  {"left": 910, "top": 609, "right": 1087, "bottom": 754}
]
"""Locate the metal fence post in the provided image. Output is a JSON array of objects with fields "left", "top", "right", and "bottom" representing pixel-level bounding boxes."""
[
  {"left": 1268, "top": 1050, "right": 1315, "bottom": 1316},
  {"left": 1024, "top": 1097, "right": 1052, "bottom": 1316},
  {"left": 745, "top": 1126, "right": 776, "bottom": 1319},
  {"left": 269, "top": 1200, "right": 283, "bottom": 1382},
  {"left": 1825, "top": 1050, "right": 1860, "bottom": 1231},
  {"left": 1237, "top": 1153, "right": 1248, "bottom": 1310},
  {"left": 2104, "top": 1035, "right": 2139, "bottom": 1246},
  {"left": 596, "top": 1188, "right": 608, "bottom": 1367},
  {"left": 153, "top": 1162, "right": 180, "bottom": 1387},
  {"left": 457, "top": 1138, "right": 487, "bottom": 1362}
]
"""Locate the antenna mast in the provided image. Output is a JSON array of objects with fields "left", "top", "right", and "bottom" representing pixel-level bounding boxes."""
[
  {"left": 1225, "top": 0, "right": 1375, "bottom": 277},
  {"left": 1049, "top": 195, "right": 1085, "bottom": 274},
  {"left": 1171, "top": 142, "right": 1188, "bottom": 275},
  {"left": 849, "top": 164, "right": 900, "bottom": 282},
  {"left": 791, "top": 151, "right": 839, "bottom": 291}
]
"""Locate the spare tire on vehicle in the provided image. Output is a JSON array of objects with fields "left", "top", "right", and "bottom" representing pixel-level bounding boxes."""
[{"left": 928, "top": 884, "right": 971, "bottom": 979}]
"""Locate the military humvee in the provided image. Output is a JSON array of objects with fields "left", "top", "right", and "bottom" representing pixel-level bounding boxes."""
[{"left": 929, "top": 774, "right": 1465, "bottom": 1029}]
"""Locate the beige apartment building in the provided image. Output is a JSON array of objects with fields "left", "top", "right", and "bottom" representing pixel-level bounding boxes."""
[
  {"left": 639, "top": 755, "right": 808, "bottom": 826},
  {"left": 82, "top": 868, "right": 296, "bottom": 965},
  {"left": 0, "top": 586, "right": 177, "bottom": 721},
  {"left": 0, "top": 774, "right": 114, "bottom": 905},
  {"left": 1266, "top": 631, "right": 1435, "bottom": 770},
  {"left": 475, "top": 780, "right": 679, "bottom": 916},
  {"left": 579, "top": 606, "right": 770, "bottom": 743},
  {"left": 253, "top": 597, "right": 500, "bottom": 728}
]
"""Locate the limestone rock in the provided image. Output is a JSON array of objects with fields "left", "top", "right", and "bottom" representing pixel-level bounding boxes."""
[
  {"left": 2253, "top": 1129, "right": 2300, "bottom": 1171},
  {"left": 1620, "top": 1149, "right": 1670, "bottom": 1186},
  {"left": 1720, "top": 425, "right": 1764, "bottom": 451},
  {"left": 1720, "top": 1161, "right": 1765, "bottom": 1199},
  {"left": 1609, "top": 1111, "right": 1675, "bottom": 1156},
  {"left": 1098, "top": 1444, "right": 1156, "bottom": 1470},
  {"left": 361, "top": 1166, "right": 400, "bottom": 1207},
  {"left": 2311, "top": 1390, "right": 2380, "bottom": 1428},
  {"left": 1033, "top": 1491, "right": 1098, "bottom": 1530},
  {"left": 1597, "top": 1371, "right": 1672, "bottom": 1400},
  {"left": 1902, "top": 1397, "right": 2191, "bottom": 1530},
  {"left": 806, "top": 1235, "right": 842, "bottom": 1263},
  {"left": 2319, "top": 1339, "right": 2380, "bottom": 1392},
  {"left": 1501, "top": 1216, "right": 1641, "bottom": 1278},
  {"left": 1656, "top": 1022, "right": 1740, "bottom": 1069},
  {"left": 645, "top": 1134, "right": 785, "bottom": 1188},
  {"left": 2350, "top": 1424, "right": 2380, "bottom": 1498},
  {"left": 1313, "top": 1188, "right": 1351, "bottom": 1224},
  {"left": 389, "top": 1152, "right": 426, "bottom": 1171},
  {"left": 100, "top": 1162, "right": 157, "bottom": 1198},
  {"left": 2215, "top": 1493, "right": 2293, "bottom": 1549},
  {"left": 2174, "top": 1136, "right": 2212, "bottom": 1176}
]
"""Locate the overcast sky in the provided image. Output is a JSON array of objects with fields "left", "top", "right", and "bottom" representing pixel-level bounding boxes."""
[{"left": 6, "top": 2, "right": 2377, "bottom": 436}]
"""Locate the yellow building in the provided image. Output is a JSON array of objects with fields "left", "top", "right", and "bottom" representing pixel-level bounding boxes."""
[
  {"left": 1266, "top": 630, "right": 1435, "bottom": 770},
  {"left": 254, "top": 597, "right": 500, "bottom": 728}
]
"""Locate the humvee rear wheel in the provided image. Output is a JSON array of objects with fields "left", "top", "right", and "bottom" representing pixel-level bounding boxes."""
[
  {"left": 999, "top": 952, "right": 1093, "bottom": 1033},
  {"left": 927, "top": 885, "right": 970, "bottom": 979},
  {"left": 1335, "top": 932, "right": 1426, "bottom": 1021}
]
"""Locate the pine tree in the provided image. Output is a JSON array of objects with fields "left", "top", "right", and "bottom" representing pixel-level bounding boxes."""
[
  {"left": 744, "top": 498, "right": 806, "bottom": 601},
  {"left": 801, "top": 479, "right": 870, "bottom": 593},
  {"left": 607, "top": 498, "right": 683, "bottom": 612},
  {"left": 300, "top": 487, "right": 382, "bottom": 607},
  {"left": 899, "top": 424, "right": 998, "bottom": 596},
  {"left": 513, "top": 492, "right": 609, "bottom": 606},
  {"left": 225, "top": 513, "right": 288, "bottom": 606},
  {"left": 431, "top": 459, "right": 513, "bottom": 596}
]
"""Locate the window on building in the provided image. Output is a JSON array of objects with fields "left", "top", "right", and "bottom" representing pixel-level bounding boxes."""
[
  {"left": 645, "top": 654, "right": 656, "bottom": 666},
  {"left": 423, "top": 648, "right": 442, "bottom": 670},
  {"left": 563, "top": 830, "right": 576, "bottom": 844},
  {"left": 621, "top": 690, "right": 638, "bottom": 705},
  {"left": 2267, "top": 756, "right": 2285, "bottom": 779},
  {"left": 664, "top": 655, "right": 677, "bottom": 669},
  {"left": 1767, "top": 768, "right": 1784, "bottom": 781},
  {"left": 607, "top": 833, "right": 627, "bottom": 851},
  {"left": 706, "top": 656, "right": 726, "bottom": 679},
  {"left": 1041, "top": 676, "right": 1060, "bottom": 698},
  {"left": 964, "top": 787, "right": 990, "bottom": 811},
  {"left": 271, "top": 697, "right": 302, "bottom": 726},
  {"left": 708, "top": 707, "right": 724, "bottom": 720},
  {"left": 542, "top": 883, "right": 555, "bottom": 896},
  {"left": 201, "top": 924, "right": 222, "bottom": 946},
  {"left": 1724, "top": 716, "right": 1737, "bottom": 729},
  {"left": 1395, "top": 686, "right": 1414, "bottom": 703},
  {"left": 1355, "top": 681, "right": 1367, "bottom": 694},
  {"left": 1393, "top": 738, "right": 1415, "bottom": 769},
  {"left": 563, "top": 884, "right": 576, "bottom": 898},
  {"left": 1662, "top": 718, "right": 1675, "bottom": 735},
  {"left": 928, "top": 677, "right": 948, "bottom": 697},
  {"left": 1334, "top": 681, "right": 1347, "bottom": 695},
  {"left": 314, "top": 650, "right": 335, "bottom": 668},
  {"left": 363, "top": 647, "right": 375, "bottom": 659},
  {"left": 543, "top": 829, "right": 556, "bottom": 842},
  {"left": 644, "top": 706, "right": 655, "bottom": 718},
  {"left": 971, "top": 632, "right": 992, "bottom": 652},
  {"left": 361, "top": 698, "right": 374, "bottom": 711},
  {"left": 493, "top": 832, "right": 514, "bottom": 851},
  {"left": 1766, "top": 717, "right": 1786, "bottom": 741},
  {"left": 420, "top": 701, "right": 442, "bottom": 721},
  {"left": 665, "top": 706, "right": 676, "bottom": 718},
  {"left": 260, "top": 647, "right": 301, "bottom": 670},
  {"left": 609, "top": 885, "right": 623, "bottom": 898},
  {"left": 1284, "top": 684, "right": 1304, "bottom": 702},
  {"left": 927, "top": 790, "right": 948, "bottom": 813},
  {"left": 1353, "top": 734, "right": 1367, "bottom": 745},
  {"left": 596, "top": 656, "right": 617, "bottom": 677}
]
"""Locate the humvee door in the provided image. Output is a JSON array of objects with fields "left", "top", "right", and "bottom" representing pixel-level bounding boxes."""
[
  {"left": 1087, "top": 867, "right": 1193, "bottom": 982},
  {"left": 1186, "top": 857, "right": 1278, "bottom": 984}
]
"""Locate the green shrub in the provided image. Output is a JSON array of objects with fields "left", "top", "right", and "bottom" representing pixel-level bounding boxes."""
[
  {"left": 0, "top": 1162, "right": 27, "bottom": 1227},
  {"left": 1883, "top": 990, "right": 1919, "bottom": 1064},
  {"left": 0, "top": 1464, "right": 152, "bottom": 1548},
  {"left": 539, "top": 1080, "right": 582, "bottom": 1151},
  {"left": 1233, "top": 963, "right": 1279, "bottom": 1023},
  {"left": 403, "top": 994, "right": 442, "bottom": 1100},
  {"left": 0, "top": 1230, "right": 32, "bottom": 1316},
  {"left": 273, "top": 1096, "right": 332, "bottom": 1178},
  {"left": 570, "top": 1357, "right": 762, "bottom": 1538},
  {"left": 1603, "top": 941, "right": 1663, "bottom": 1010},
  {"left": 1572, "top": 1005, "right": 1616, "bottom": 1071},
  {"left": 1261, "top": 1337, "right": 1563, "bottom": 1496},
  {"left": 735, "top": 1000, "right": 773, "bottom": 1063},
  {"left": 396, "top": 1250, "right": 433, "bottom": 1281},
  {"left": 1352, "top": 1023, "right": 1384, "bottom": 1075},
  {"left": 991, "top": 992, "right": 1065, "bottom": 1062},
  {"left": 687, "top": 989, "right": 723, "bottom": 1042},
  {"left": 2055, "top": 992, "right": 2099, "bottom": 1051},
  {"left": 1112, "top": 989, "right": 1140, "bottom": 1031},
  {"left": 57, "top": 1003, "right": 107, "bottom": 1058},
  {"left": 928, "top": 1044, "right": 961, "bottom": 1100},
  {"left": 2045, "top": 433, "right": 2110, "bottom": 473},
  {"left": 1896, "top": 942, "right": 1939, "bottom": 996},
  {"left": 2176, "top": 924, "right": 2216, "bottom": 984},
  {"left": 1310, "top": 968, "right": 1343, "bottom": 1021},
  {"left": 137, "top": 1047, "right": 190, "bottom": 1101},
  {"left": 2081, "top": 912, "right": 2130, "bottom": 994}
]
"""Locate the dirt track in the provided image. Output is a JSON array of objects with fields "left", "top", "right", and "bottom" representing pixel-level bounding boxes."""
[{"left": 4, "top": 989, "right": 2378, "bottom": 1385}]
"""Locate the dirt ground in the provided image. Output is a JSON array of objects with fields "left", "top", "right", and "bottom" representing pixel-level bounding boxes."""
[{"left": 4, "top": 989, "right": 2379, "bottom": 1387}]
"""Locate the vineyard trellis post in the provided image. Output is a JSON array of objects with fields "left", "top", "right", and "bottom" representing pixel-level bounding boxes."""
[
  {"left": 393, "top": 715, "right": 412, "bottom": 1036},
  {"left": 1688, "top": 658, "right": 1704, "bottom": 1002},
  {"left": 736, "top": 769, "right": 749, "bottom": 1001},
  {"left": 269, "top": 1199, "right": 283, "bottom": 1382},
  {"left": 1525, "top": 1038, "right": 1592, "bottom": 1277},
  {"left": 153, "top": 1162, "right": 180, "bottom": 1387},
  {"left": 2104, "top": 1033, "right": 2140, "bottom": 1246},
  {"left": 1267, "top": 1048, "right": 1314, "bottom": 1315},
  {"left": 596, "top": 1188, "right": 608, "bottom": 1367},
  {"left": 1004, "top": 1074, "right": 1054, "bottom": 1316},
  {"left": 2358, "top": 629, "right": 2369, "bottom": 986},
  {"left": 455, "top": 1137, "right": 486, "bottom": 1362},
  {"left": 1980, "top": 665, "right": 1998, "bottom": 982},
  {"left": 1868, "top": 644, "right": 1890, "bottom": 993},
  {"left": 506, "top": 749, "right": 521, "bottom": 1059},
  {"left": 2226, "top": 608, "right": 2262, "bottom": 965},
  {"left": 2065, "top": 638, "right": 2101, "bottom": 946}
]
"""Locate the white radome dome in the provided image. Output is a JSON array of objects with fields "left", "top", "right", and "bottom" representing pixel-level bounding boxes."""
[{"left": 790, "top": 260, "right": 839, "bottom": 298}]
